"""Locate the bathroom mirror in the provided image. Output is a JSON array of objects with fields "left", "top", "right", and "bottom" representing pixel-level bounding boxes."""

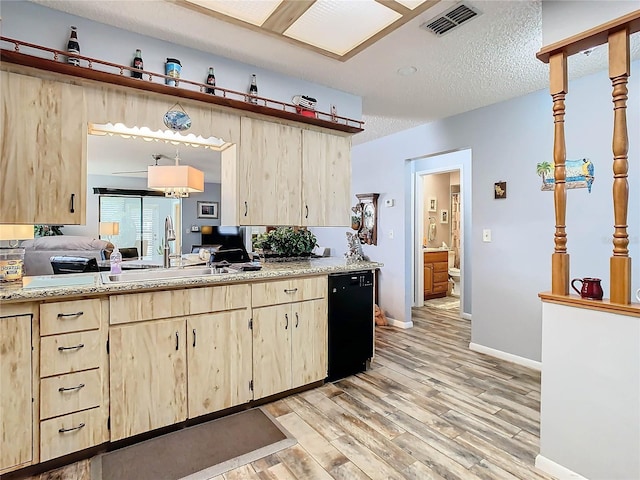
[{"left": 355, "top": 193, "right": 379, "bottom": 245}]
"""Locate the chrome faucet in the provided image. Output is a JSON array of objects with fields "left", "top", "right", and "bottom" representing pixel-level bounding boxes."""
[{"left": 163, "top": 215, "right": 176, "bottom": 268}]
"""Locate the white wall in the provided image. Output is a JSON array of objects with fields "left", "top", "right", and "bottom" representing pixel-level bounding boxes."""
[
  {"left": 542, "top": 0, "right": 640, "bottom": 46},
  {"left": 1, "top": 1, "right": 361, "bottom": 120},
  {"left": 345, "top": 61, "right": 639, "bottom": 362},
  {"left": 538, "top": 303, "right": 640, "bottom": 479}
]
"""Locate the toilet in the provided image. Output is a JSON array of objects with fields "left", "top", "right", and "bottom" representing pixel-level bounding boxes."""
[{"left": 448, "top": 250, "right": 460, "bottom": 297}]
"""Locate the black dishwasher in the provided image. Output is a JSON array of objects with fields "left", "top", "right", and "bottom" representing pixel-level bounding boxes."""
[{"left": 327, "top": 271, "right": 374, "bottom": 382}]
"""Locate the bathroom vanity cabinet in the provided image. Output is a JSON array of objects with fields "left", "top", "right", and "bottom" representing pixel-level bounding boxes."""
[{"left": 424, "top": 251, "right": 449, "bottom": 300}]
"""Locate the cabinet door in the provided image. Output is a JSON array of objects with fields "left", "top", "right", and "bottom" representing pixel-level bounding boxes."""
[
  {"left": 252, "top": 304, "right": 291, "bottom": 399},
  {"left": 291, "top": 299, "right": 328, "bottom": 388},
  {"left": 187, "top": 310, "right": 252, "bottom": 418},
  {"left": 239, "top": 117, "right": 301, "bottom": 225},
  {"left": 0, "top": 71, "right": 86, "bottom": 224},
  {"left": 109, "top": 319, "right": 187, "bottom": 441},
  {"left": 0, "top": 315, "right": 32, "bottom": 473},
  {"left": 424, "top": 263, "right": 433, "bottom": 296},
  {"left": 302, "top": 130, "right": 351, "bottom": 226}
]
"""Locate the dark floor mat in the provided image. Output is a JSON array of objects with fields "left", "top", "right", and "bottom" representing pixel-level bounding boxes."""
[{"left": 99, "top": 408, "right": 295, "bottom": 480}]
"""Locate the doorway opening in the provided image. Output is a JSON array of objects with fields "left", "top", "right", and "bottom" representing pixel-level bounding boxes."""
[{"left": 409, "top": 149, "right": 470, "bottom": 318}]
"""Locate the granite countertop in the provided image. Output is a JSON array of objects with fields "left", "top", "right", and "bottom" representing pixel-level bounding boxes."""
[{"left": 0, "top": 258, "right": 383, "bottom": 303}]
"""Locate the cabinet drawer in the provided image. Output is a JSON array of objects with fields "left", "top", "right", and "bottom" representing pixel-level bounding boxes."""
[
  {"left": 40, "top": 330, "right": 102, "bottom": 377},
  {"left": 433, "top": 261, "right": 449, "bottom": 273},
  {"left": 433, "top": 272, "right": 449, "bottom": 284},
  {"left": 432, "top": 283, "right": 449, "bottom": 293},
  {"left": 40, "top": 369, "right": 102, "bottom": 420},
  {"left": 424, "top": 251, "right": 448, "bottom": 263},
  {"left": 110, "top": 290, "right": 186, "bottom": 325},
  {"left": 40, "top": 407, "right": 106, "bottom": 462},
  {"left": 187, "top": 284, "right": 250, "bottom": 314},
  {"left": 252, "top": 276, "right": 327, "bottom": 308},
  {"left": 40, "top": 299, "right": 101, "bottom": 336}
]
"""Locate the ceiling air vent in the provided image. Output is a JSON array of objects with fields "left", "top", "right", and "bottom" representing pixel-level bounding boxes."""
[{"left": 420, "top": 3, "right": 481, "bottom": 36}]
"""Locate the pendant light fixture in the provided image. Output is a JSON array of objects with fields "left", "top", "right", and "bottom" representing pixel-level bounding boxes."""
[{"left": 147, "top": 149, "right": 204, "bottom": 198}]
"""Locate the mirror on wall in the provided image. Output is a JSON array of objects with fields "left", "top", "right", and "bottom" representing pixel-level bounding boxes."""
[{"left": 353, "top": 193, "right": 379, "bottom": 245}]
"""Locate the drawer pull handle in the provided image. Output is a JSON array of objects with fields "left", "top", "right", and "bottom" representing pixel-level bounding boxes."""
[
  {"left": 305, "top": 205, "right": 309, "bottom": 219},
  {"left": 284, "top": 288, "right": 298, "bottom": 294},
  {"left": 176, "top": 331, "right": 179, "bottom": 351},
  {"left": 58, "top": 344, "right": 84, "bottom": 351},
  {"left": 59, "top": 423, "right": 85, "bottom": 434},
  {"left": 295, "top": 312, "right": 299, "bottom": 328},
  {"left": 70, "top": 193, "right": 76, "bottom": 213},
  {"left": 244, "top": 201, "right": 248, "bottom": 217},
  {"left": 193, "top": 328, "right": 196, "bottom": 347},
  {"left": 59, "top": 383, "right": 85, "bottom": 393},
  {"left": 285, "top": 313, "right": 289, "bottom": 330},
  {"left": 57, "top": 311, "right": 84, "bottom": 318}
]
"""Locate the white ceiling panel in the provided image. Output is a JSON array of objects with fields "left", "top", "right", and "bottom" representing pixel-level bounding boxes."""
[
  {"left": 283, "top": 0, "right": 402, "bottom": 56},
  {"left": 183, "top": 0, "right": 282, "bottom": 26}
]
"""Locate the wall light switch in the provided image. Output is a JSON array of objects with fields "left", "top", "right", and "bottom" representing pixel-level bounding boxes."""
[
  {"left": 482, "top": 229, "right": 492, "bottom": 242},
  {"left": 388, "top": 230, "right": 394, "bottom": 239},
  {"left": 385, "top": 199, "right": 395, "bottom": 207}
]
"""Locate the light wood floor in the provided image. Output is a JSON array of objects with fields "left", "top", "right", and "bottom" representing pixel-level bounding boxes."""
[{"left": 25, "top": 306, "right": 553, "bottom": 480}]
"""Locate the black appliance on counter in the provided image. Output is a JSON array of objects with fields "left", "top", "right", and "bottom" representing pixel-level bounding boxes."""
[
  {"left": 327, "top": 271, "right": 374, "bottom": 382},
  {"left": 195, "top": 226, "right": 251, "bottom": 263}
]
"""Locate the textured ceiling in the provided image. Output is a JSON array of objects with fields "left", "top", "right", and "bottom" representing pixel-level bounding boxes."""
[{"left": 31, "top": 0, "right": 640, "bottom": 177}]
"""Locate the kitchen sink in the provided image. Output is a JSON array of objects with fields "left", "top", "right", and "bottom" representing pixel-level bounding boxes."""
[{"left": 101, "top": 266, "right": 240, "bottom": 284}]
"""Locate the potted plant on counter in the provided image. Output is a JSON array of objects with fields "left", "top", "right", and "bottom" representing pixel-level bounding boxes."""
[{"left": 253, "top": 227, "right": 317, "bottom": 262}]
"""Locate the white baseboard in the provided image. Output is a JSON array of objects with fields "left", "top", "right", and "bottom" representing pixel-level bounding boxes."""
[
  {"left": 469, "top": 342, "right": 541, "bottom": 371},
  {"left": 535, "top": 454, "right": 589, "bottom": 480},
  {"left": 461, "top": 312, "right": 471, "bottom": 321},
  {"left": 386, "top": 317, "right": 413, "bottom": 329}
]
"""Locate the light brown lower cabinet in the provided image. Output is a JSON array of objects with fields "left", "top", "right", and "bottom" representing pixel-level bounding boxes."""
[
  {"left": 109, "top": 310, "right": 253, "bottom": 441},
  {"left": 187, "top": 311, "right": 253, "bottom": 418},
  {"left": 0, "top": 314, "right": 32, "bottom": 473},
  {"left": 252, "top": 299, "right": 327, "bottom": 400},
  {"left": 109, "top": 318, "right": 188, "bottom": 441}
]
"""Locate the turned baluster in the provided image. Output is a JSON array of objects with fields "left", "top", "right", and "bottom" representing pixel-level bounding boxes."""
[
  {"left": 550, "top": 52, "right": 570, "bottom": 295},
  {"left": 609, "top": 28, "right": 632, "bottom": 304}
]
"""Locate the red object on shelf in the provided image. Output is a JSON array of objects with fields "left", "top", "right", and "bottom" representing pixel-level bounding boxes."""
[{"left": 296, "top": 107, "right": 317, "bottom": 118}]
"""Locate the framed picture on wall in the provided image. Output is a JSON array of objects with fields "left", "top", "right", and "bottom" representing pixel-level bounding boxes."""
[
  {"left": 428, "top": 197, "right": 437, "bottom": 212},
  {"left": 440, "top": 209, "right": 449, "bottom": 224},
  {"left": 197, "top": 201, "right": 219, "bottom": 219}
]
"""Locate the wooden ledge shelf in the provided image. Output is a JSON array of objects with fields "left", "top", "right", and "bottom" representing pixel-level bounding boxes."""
[
  {"left": 536, "top": 9, "right": 640, "bottom": 63},
  {"left": 539, "top": 291, "right": 640, "bottom": 318},
  {"left": 0, "top": 40, "right": 364, "bottom": 135}
]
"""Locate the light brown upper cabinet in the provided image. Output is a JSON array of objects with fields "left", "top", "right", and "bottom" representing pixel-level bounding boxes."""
[
  {"left": 237, "top": 117, "right": 302, "bottom": 226},
  {"left": 301, "top": 130, "right": 351, "bottom": 227},
  {"left": 222, "top": 116, "right": 352, "bottom": 227},
  {"left": 0, "top": 70, "right": 86, "bottom": 225}
]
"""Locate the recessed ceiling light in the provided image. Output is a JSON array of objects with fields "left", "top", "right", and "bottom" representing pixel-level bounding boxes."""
[{"left": 397, "top": 66, "right": 418, "bottom": 76}]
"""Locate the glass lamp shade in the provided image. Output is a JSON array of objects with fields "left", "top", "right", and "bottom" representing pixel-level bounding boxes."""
[
  {"left": 0, "top": 224, "right": 34, "bottom": 241},
  {"left": 148, "top": 165, "right": 204, "bottom": 197},
  {"left": 99, "top": 222, "right": 120, "bottom": 236}
]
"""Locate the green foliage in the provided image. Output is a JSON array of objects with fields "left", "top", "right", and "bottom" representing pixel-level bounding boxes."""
[
  {"left": 34, "top": 225, "right": 64, "bottom": 237},
  {"left": 253, "top": 227, "right": 317, "bottom": 257}
]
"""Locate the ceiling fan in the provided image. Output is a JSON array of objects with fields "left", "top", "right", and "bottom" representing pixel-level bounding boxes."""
[{"left": 111, "top": 153, "right": 172, "bottom": 175}]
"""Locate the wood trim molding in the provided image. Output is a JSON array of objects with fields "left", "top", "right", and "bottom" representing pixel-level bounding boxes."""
[
  {"left": 539, "top": 292, "right": 640, "bottom": 318},
  {"left": 0, "top": 48, "right": 363, "bottom": 134},
  {"left": 536, "top": 9, "right": 640, "bottom": 63},
  {"left": 262, "top": 0, "right": 316, "bottom": 34}
]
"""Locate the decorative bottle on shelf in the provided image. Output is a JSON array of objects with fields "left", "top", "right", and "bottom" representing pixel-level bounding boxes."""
[
  {"left": 247, "top": 74, "right": 258, "bottom": 104},
  {"left": 66, "top": 26, "right": 80, "bottom": 66},
  {"left": 206, "top": 67, "right": 216, "bottom": 94},
  {"left": 109, "top": 246, "right": 122, "bottom": 275},
  {"left": 131, "top": 49, "right": 144, "bottom": 78}
]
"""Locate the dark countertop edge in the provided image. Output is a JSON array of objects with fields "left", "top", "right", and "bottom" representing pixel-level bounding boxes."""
[{"left": 0, "top": 261, "right": 383, "bottom": 303}]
